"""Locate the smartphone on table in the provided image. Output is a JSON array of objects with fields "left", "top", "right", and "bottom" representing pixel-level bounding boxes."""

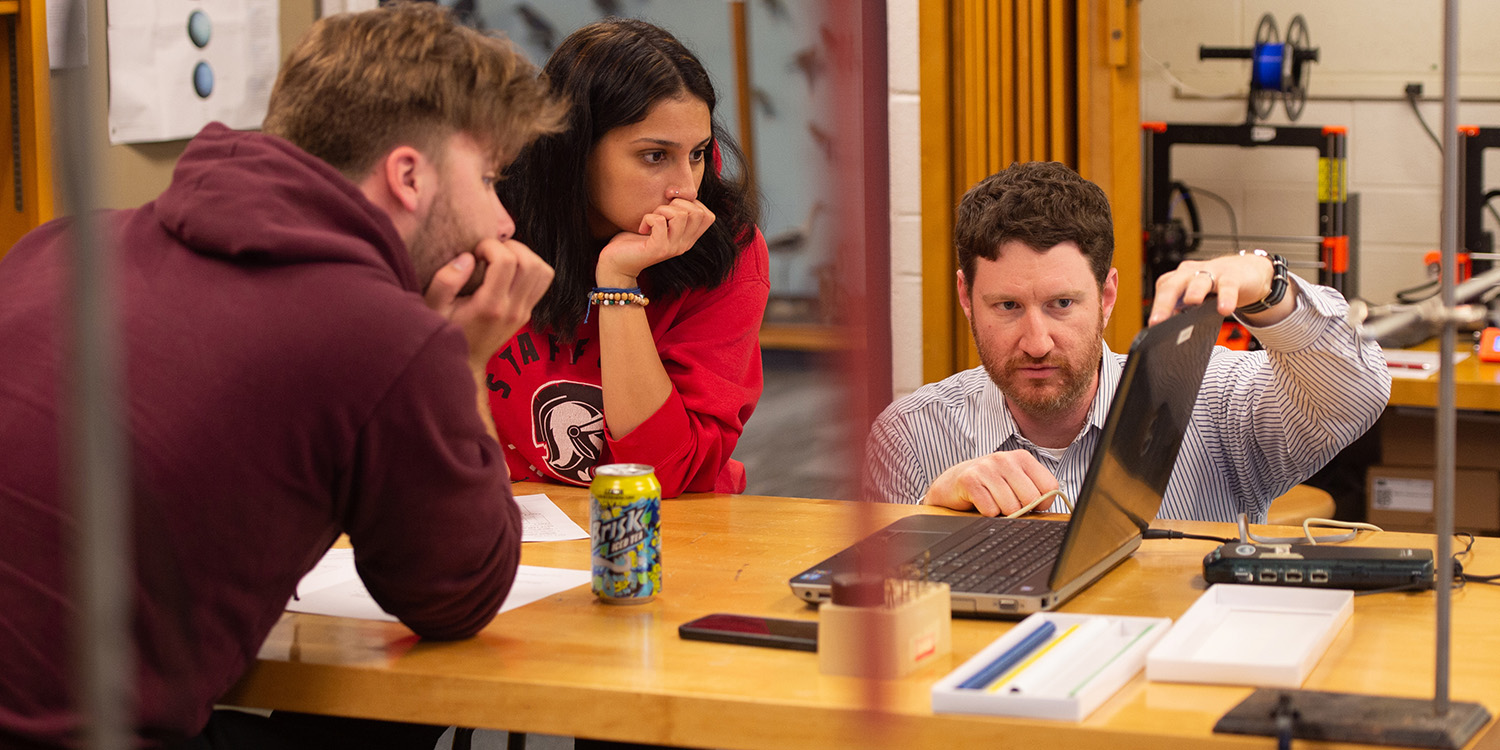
[{"left": 678, "top": 613, "right": 818, "bottom": 652}]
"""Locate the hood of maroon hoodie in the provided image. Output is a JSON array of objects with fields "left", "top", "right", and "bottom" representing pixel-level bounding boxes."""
[{"left": 153, "top": 122, "right": 419, "bottom": 293}]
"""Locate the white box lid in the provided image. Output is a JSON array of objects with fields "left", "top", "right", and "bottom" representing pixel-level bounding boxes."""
[{"left": 1146, "top": 584, "right": 1353, "bottom": 688}]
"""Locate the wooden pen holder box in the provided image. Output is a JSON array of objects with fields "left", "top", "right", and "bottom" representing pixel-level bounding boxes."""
[{"left": 817, "top": 581, "right": 952, "bottom": 678}]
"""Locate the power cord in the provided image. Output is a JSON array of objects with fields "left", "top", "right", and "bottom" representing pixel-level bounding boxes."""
[
  {"left": 1177, "top": 183, "right": 1241, "bottom": 254},
  {"left": 1406, "top": 85, "right": 1444, "bottom": 152},
  {"left": 1273, "top": 693, "right": 1299, "bottom": 750},
  {"left": 1167, "top": 182, "right": 1204, "bottom": 256},
  {"left": 1142, "top": 528, "right": 1237, "bottom": 544},
  {"left": 1453, "top": 532, "right": 1500, "bottom": 588},
  {"left": 1406, "top": 86, "right": 1500, "bottom": 231},
  {"left": 1394, "top": 277, "right": 1440, "bottom": 304},
  {"left": 1355, "top": 533, "right": 1499, "bottom": 596}
]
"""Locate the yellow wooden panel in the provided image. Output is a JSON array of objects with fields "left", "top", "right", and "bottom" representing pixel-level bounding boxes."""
[
  {"left": 919, "top": 0, "right": 957, "bottom": 382},
  {"left": 0, "top": 18, "right": 19, "bottom": 251},
  {"left": 966, "top": 0, "right": 978, "bottom": 183},
  {"left": 1014, "top": 0, "right": 1031, "bottom": 161},
  {"left": 999, "top": 0, "right": 1015, "bottom": 169},
  {"left": 1107, "top": 0, "right": 1128, "bottom": 67},
  {"left": 1049, "top": 0, "right": 1069, "bottom": 164},
  {"left": 758, "top": 324, "right": 849, "bottom": 352},
  {"left": 0, "top": 0, "right": 54, "bottom": 264},
  {"left": 729, "top": 2, "right": 756, "bottom": 193},
  {"left": 956, "top": 0, "right": 983, "bottom": 373},
  {"left": 1029, "top": 0, "right": 1047, "bottom": 162},
  {"left": 973, "top": 0, "right": 990, "bottom": 185},
  {"left": 1075, "top": 0, "right": 1092, "bottom": 177},
  {"left": 953, "top": 0, "right": 966, "bottom": 185},
  {"left": 1104, "top": 0, "right": 1142, "bottom": 353},
  {"left": 985, "top": 0, "right": 1000, "bottom": 177},
  {"left": 924, "top": 0, "right": 1140, "bottom": 378},
  {"left": 966, "top": 0, "right": 985, "bottom": 185},
  {"left": 19, "top": 0, "right": 53, "bottom": 228}
]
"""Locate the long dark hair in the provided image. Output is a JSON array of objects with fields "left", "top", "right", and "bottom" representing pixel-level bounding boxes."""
[{"left": 498, "top": 18, "right": 760, "bottom": 339}]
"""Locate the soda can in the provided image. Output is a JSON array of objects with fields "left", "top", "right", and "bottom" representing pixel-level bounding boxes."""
[{"left": 589, "top": 463, "right": 662, "bottom": 603}]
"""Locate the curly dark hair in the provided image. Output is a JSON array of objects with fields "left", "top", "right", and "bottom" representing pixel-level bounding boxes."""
[{"left": 954, "top": 161, "right": 1114, "bottom": 286}]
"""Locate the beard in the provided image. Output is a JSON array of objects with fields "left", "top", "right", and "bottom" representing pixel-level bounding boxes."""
[
  {"left": 407, "top": 190, "right": 473, "bottom": 293},
  {"left": 975, "top": 306, "right": 1105, "bottom": 422}
]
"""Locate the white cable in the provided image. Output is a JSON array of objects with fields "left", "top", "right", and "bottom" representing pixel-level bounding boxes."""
[
  {"left": 1142, "top": 50, "right": 1223, "bottom": 99},
  {"left": 1007, "top": 489, "right": 1069, "bottom": 519},
  {"left": 1301, "top": 518, "right": 1384, "bottom": 545},
  {"left": 1236, "top": 512, "right": 1383, "bottom": 544}
]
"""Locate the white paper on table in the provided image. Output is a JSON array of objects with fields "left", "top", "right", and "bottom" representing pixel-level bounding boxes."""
[
  {"left": 287, "top": 548, "right": 590, "bottom": 622},
  {"left": 106, "top": 0, "right": 280, "bottom": 143},
  {"left": 517, "top": 493, "right": 588, "bottom": 542},
  {"left": 1385, "top": 349, "right": 1471, "bottom": 379}
]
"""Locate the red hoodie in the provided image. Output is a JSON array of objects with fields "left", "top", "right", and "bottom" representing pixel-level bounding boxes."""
[
  {"left": 485, "top": 230, "right": 769, "bottom": 497},
  {"left": 0, "top": 123, "right": 521, "bottom": 748}
]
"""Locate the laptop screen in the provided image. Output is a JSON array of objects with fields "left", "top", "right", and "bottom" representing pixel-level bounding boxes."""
[{"left": 1048, "top": 299, "right": 1222, "bottom": 588}]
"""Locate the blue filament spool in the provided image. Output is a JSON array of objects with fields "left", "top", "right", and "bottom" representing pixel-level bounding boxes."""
[{"left": 1252, "top": 42, "right": 1284, "bottom": 91}]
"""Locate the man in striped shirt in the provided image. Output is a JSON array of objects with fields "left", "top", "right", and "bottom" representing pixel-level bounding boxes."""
[{"left": 864, "top": 162, "right": 1390, "bottom": 523}]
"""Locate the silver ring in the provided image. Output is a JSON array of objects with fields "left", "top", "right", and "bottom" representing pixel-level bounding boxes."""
[{"left": 1193, "top": 269, "right": 1215, "bottom": 284}]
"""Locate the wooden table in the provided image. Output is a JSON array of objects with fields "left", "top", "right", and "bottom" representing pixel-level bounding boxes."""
[
  {"left": 224, "top": 486, "right": 1500, "bottom": 749},
  {"left": 1387, "top": 341, "right": 1500, "bottom": 411}
]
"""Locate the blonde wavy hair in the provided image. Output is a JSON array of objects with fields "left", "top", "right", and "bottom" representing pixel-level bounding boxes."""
[{"left": 262, "top": 2, "right": 566, "bottom": 179}]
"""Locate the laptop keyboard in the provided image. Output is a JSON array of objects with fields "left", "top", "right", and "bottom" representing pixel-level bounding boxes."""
[{"left": 904, "top": 519, "right": 1067, "bottom": 594}]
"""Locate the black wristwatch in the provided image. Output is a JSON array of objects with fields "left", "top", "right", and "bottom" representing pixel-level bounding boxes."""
[{"left": 1236, "top": 249, "right": 1288, "bottom": 315}]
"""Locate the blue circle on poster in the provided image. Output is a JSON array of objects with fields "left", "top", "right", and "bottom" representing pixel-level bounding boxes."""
[
  {"left": 187, "top": 10, "right": 212, "bottom": 48},
  {"left": 193, "top": 61, "right": 214, "bottom": 98}
]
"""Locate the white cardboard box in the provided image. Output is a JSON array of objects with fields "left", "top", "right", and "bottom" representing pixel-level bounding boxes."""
[
  {"left": 1145, "top": 584, "right": 1352, "bottom": 688},
  {"left": 931, "top": 612, "right": 1171, "bottom": 721}
]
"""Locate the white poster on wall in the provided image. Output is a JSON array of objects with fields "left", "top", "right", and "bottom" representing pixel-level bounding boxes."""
[{"left": 106, "top": 0, "right": 279, "bottom": 144}]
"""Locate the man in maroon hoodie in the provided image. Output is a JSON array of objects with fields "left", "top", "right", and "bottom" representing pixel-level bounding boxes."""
[{"left": 0, "top": 4, "right": 565, "bottom": 748}]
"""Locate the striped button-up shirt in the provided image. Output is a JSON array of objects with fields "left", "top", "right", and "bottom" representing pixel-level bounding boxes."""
[{"left": 864, "top": 277, "right": 1391, "bottom": 523}]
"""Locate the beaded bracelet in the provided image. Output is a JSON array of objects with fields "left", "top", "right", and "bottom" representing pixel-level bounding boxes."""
[{"left": 585, "top": 286, "right": 649, "bottom": 323}]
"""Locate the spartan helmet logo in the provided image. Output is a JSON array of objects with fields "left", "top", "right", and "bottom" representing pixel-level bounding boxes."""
[{"left": 532, "top": 381, "right": 606, "bottom": 483}]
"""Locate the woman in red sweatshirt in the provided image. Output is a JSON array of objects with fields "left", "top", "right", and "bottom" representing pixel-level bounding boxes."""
[{"left": 488, "top": 18, "right": 769, "bottom": 498}]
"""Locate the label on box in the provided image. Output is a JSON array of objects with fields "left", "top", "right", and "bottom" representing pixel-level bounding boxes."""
[
  {"left": 911, "top": 630, "right": 937, "bottom": 662},
  {"left": 1371, "top": 476, "right": 1433, "bottom": 513}
]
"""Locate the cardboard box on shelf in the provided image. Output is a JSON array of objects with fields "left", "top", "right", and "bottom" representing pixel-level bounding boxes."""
[
  {"left": 1379, "top": 409, "right": 1500, "bottom": 471},
  {"left": 1366, "top": 465, "right": 1500, "bottom": 534}
]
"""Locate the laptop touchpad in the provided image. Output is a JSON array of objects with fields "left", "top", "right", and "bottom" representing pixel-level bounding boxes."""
[{"left": 859, "top": 530, "right": 947, "bottom": 564}]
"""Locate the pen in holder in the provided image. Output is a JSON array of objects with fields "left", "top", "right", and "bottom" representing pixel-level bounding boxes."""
[
  {"left": 932, "top": 613, "right": 1172, "bottom": 721},
  {"left": 817, "top": 574, "right": 951, "bottom": 678}
]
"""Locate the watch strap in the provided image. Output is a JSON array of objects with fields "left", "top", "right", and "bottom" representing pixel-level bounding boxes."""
[{"left": 1236, "top": 250, "right": 1288, "bottom": 315}]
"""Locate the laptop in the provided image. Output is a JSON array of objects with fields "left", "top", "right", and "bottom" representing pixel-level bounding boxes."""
[{"left": 789, "top": 298, "right": 1224, "bottom": 617}]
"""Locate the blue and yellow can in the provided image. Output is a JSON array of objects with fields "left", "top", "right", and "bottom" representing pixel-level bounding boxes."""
[{"left": 589, "top": 464, "right": 662, "bottom": 603}]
